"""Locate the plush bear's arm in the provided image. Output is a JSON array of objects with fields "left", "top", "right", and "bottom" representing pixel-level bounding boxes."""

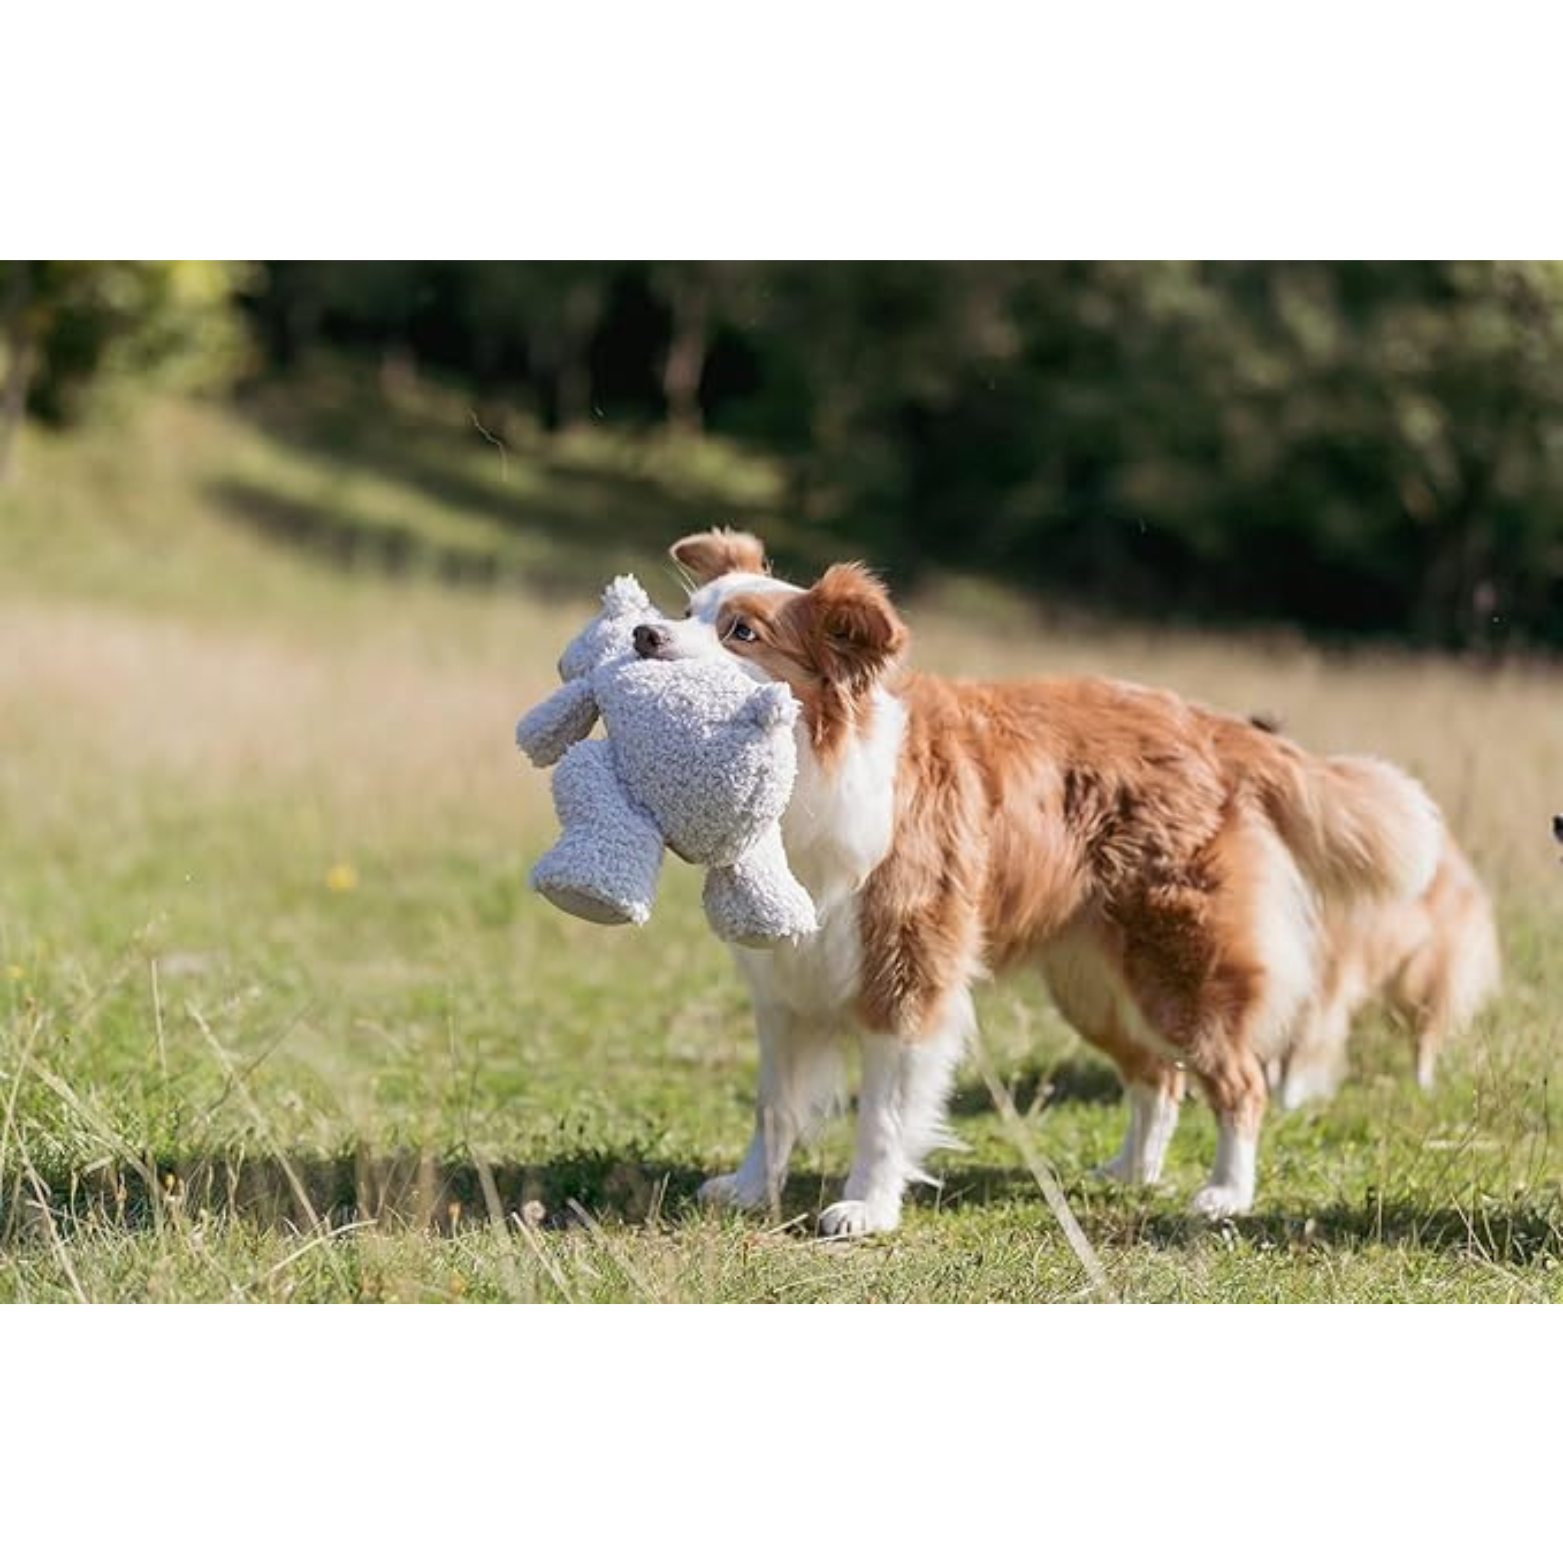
[{"left": 515, "top": 679, "right": 600, "bottom": 767}]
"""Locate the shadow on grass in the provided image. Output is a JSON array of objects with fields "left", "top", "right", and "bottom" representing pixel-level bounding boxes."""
[
  {"left": 923, "top": 1176, "right": 1563, "bottom": 1265},
  {"left": 206, "top": 376, "right": 807, "bottom": 600},
  {"left": 3, "top": 1149, "right": 710, "bottom": 1244},
  {"left": 1111, "top": 1199, "right": 1563, "bottom": 1266},
  {"left": 9, "top": 1146, "right": 1562, "bottom": 1267},
  {"left": 209, "top": 479, "right": 522, "bottom": 591},
  {"left": 947, "top": 1054, "right": 1124, "bottom": 1118},
  {"left": 2, "top": 1146, "right": 1041, "bottom": 1246}
]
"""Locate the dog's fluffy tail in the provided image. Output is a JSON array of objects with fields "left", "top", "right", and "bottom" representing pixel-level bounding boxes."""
[
  {"left": 1261, "top": 750, "right": 1442, "bottom": 906},
  {"left": 1439, "top": 866, "right": 1503, "bottom": 1034}
]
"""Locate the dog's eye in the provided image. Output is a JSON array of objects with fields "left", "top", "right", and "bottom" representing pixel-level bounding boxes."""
[{"left": 728, "top": 620, "right": 757, "bottom": 643}]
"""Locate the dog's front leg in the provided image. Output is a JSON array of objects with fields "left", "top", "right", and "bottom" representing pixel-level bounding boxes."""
[
  {"left": 818, "top": 1008, "right": 968, "bottom": 1239},
  {"left": 698, "top": 1002, "right": 842, "bottom": 1217}
]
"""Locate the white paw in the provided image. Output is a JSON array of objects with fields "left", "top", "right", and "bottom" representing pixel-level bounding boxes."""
[
  {"left": 1189, "top": 1183, "right": 1253, "bottom": 1220},
  {"left": 1094, "top": 1153, "right": 1134, "bottom": 1184},
  {"left": 817, "top": 1198, "right": 900, "bottom": 1239},
  {"left": 697, "top": 1172, "right": 768, "bottom": 1212}
]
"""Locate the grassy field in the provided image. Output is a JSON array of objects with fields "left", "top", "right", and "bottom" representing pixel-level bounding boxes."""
[{"left": 3, "top": 375, "right": 1562, "bottom": 1302}]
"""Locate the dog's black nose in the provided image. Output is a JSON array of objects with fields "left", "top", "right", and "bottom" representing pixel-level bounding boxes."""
[
  {"left": 633, "top": 623, "right": 670, "bottom": 659},
  {"left": 1553, "top": 813, "right": 1563, "bottom": 844}
]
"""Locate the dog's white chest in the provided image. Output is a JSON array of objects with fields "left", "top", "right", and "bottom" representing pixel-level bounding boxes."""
[{"left": 735, "top": 693, "right": 905, "bottom": 1024}]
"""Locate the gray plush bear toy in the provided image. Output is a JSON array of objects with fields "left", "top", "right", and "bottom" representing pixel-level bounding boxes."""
[{"left": 514, "top": 575, "right": 818, "bottom": 947}]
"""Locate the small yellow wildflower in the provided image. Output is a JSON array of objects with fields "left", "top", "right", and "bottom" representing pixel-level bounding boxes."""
[{"left": 325, "top": 862, "right": 359, "bottom": 892}]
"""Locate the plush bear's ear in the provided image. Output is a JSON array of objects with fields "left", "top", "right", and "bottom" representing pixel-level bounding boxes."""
[
  {"left": 669, "top": 528, "right": 768, "bottom": 585},
  {"left": 601, "top": 574, "right": 653, "bottom": 617},
  {"left": 743, "top": 682, "right": 798, "bottom": 732}
]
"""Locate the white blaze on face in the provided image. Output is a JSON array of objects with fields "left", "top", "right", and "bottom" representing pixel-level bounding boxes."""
[{"left": 659, "top": 572, "right": 802, "bottom": 670}]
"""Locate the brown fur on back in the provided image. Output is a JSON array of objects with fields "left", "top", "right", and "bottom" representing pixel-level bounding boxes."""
[{"left": 860, "top": 673, "right": 1281, "bottom": 1035}]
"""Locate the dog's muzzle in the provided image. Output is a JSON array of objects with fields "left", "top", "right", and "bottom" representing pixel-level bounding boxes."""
[{"left": 633, "top": 623, "right": 671, "bottom": 659}]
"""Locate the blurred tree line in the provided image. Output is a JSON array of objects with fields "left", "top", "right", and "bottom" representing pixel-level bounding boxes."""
[
  {"left": 7, "top": 260, "right": 1563, "bottom": 648},
  {"left": 236, "top": 260, "right": 1563, "bottom": 647},
  {"left": 0, "top": 261, "right": 245, "bottom": 480}
]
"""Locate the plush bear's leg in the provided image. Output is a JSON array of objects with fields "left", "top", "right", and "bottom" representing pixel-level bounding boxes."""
[
  {"left": 702, "top": 824, "right": 818, "bottom": 947},
  {"left": 530, "top": 739, "right": 663, "bottom": 925}
]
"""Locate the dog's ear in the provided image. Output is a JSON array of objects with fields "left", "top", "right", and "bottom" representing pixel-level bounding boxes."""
[
  {"left": 669, "top": 528, "right": 768, "bottom": 585},
  {"left": 794, "top": 563, "right": 908, "bottom": 692}
]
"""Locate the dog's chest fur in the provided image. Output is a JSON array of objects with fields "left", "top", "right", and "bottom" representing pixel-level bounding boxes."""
[{"left": 734, "top": 693, "right": 906, "bottom": 1023}]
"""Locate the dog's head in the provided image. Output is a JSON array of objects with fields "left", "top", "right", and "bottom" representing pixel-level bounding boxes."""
[{"left": 641, "top": 528, "right": 909, "bottom": 750}]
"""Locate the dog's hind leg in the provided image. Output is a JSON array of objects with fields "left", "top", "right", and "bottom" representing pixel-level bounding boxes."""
[
  {"left": 1187, "top": 1045, "right": 1269, "bottom": 1218},
  {"left": 1179, "top": 809, "right": 1318, "bottom": 1216},
  {"left": 1038, "top": 931, "right": 1184, "bottom": 1186},
  {"left": 1089, "top": 1027, "right": 1184, "bottom": 1186}
]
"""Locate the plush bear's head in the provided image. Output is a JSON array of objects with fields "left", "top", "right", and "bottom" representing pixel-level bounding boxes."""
[
  {"left": 595, "top": 657, "right": 800, "bottom": 866},
  {"left": 558, "top": 575, "right": 658, "bottom": 681}
]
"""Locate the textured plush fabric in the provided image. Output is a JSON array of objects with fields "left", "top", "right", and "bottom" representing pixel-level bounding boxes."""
[
  {"left": 515, "top": 576, "right": 818, "bottom": 946},
  {"left": 529, "top": 738, "right": 663, "bottom": 926},
  {"left": 702, "top": 824, "right": 820, "bottom": 948}
]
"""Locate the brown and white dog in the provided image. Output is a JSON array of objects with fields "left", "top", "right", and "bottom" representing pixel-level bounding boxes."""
[{"left": 649, "top": 529, "right": 1443, "bottom": 1232}]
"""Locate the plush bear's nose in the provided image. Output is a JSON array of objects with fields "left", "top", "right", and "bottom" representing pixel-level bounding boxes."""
[
  {"left": 633, "top": 623, "right": 670, "bottom": 659},
  {"left": 1554, "top": 813, "right": 1563, "bottom": 844}
]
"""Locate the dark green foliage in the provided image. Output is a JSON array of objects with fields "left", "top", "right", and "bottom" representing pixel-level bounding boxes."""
[
  {"left": 2, "top": 261, "right": 245, "bottom": 422},
  {"left": 0, "top": 261, "right": 246, "bottom": 483},
  {"left": 241, "top": 260, "right": 1563, "bottom": 648},
  {"left": 13, "top": 260, "right": 1563, "bottom": 646}
]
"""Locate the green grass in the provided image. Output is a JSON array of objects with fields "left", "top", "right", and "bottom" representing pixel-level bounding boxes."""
[{"left": 4, "top": 374, "right": 1563, "bottom": 1302}]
